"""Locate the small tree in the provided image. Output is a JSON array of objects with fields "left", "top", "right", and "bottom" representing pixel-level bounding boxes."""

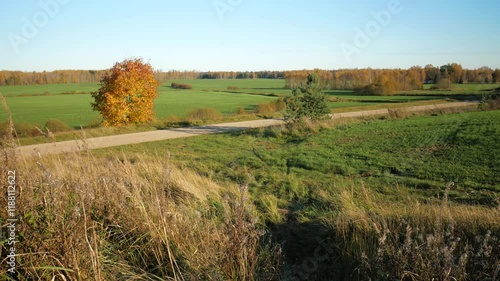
[
  {"left": 91, "top": 58, "right": 159, "bottom": 126},
  {"left": 284, "top": 73, "right": 330, "bottom": 121}
]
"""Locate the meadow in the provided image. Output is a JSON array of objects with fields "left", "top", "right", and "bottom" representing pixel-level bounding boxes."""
[
  {"left": 1, "top": 79, "right": 489, "bottom": 129},
  {"left": 1, "top": 98, "right": 499, "bottom": 279},
  {"left": 97, "top": 109, "right": 500, "bottom": 204},
  {"left": 90, "top": 108, "right": 499, "bottom": 280}
]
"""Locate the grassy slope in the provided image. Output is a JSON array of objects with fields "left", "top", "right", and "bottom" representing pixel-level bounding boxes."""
[
  {"left": 90, "top": 109, "right": 500, "bottom": 279},
  {"left": 4, "top": 109, "right": 499, "bottom": 280},
  {"left": 96, "top": 110, "right": 500, "bottom": 204}
]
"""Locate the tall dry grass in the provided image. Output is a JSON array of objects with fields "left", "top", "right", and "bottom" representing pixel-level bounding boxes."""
[
  {"left": 324, "top": 182, "right": 500, "bottom": 281},
  {"left": 0, "top": 130, "right": 281, "bottom": 280}
]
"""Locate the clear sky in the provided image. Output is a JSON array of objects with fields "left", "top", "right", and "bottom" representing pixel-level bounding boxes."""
[{"left": 1, "top": 0, "right": 499, "bottom": 72}]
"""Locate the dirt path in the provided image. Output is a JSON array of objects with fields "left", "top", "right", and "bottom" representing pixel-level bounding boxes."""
[{"left": 17, "top": 101, "right": 477, "bottom": 157}]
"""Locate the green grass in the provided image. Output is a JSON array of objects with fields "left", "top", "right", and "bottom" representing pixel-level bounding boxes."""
[
  {"left": 95, "top": 110, "right": 500, "bottom": 206},
  {"left": 416, "top": 83, "right": 499, "bottom": 95},
  {"left": 0, "top": 80, "right": 280, "bottom": 127},
  {"left": 2, "top": 94, "right": 99, "bottom": 127},
  {"left": 0, "top": 83, "right": 101, "bottom": 96},
  {"left": 1, "top": 80, "right": 493, "bottom": 128},
  {"left": 155, "top": 85, "right": 277, "bottom": 117},
  {"left": 326, "top": 91, "right": 447, "bottom": 102}
]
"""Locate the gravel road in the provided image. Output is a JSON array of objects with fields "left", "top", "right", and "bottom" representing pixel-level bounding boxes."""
[{"left": 17, "top": 101, "right": 477, "bottom": 157}]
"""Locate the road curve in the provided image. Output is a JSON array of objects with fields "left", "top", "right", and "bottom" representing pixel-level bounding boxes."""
[{"left": 17, "top": 101, "right": 477, "bottom": 157}]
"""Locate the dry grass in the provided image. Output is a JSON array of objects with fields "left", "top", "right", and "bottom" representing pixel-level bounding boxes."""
[
  {"left": 2, "top": 96, "right": 498, "bottom": 280},
  {"left": 388, "top": 108, "right": 411, "bottom": 119},
  {"left": 324, "top": 182, "right": 500, "bottom": 281},
  {"left": 0, "top": 131, "right": 281, "bottom": 280},
  {"left": 184, "top": 108, "right": 222, "bottom": 123}
]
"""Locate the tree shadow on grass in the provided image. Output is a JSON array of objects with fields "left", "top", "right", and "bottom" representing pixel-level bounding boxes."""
[{"left": 269, "top": 207, "right": 341, "bottom": 281}]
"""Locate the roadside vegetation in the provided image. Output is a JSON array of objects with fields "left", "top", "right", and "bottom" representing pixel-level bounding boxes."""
[
  {"left": 101, "top": 108, "right": 499, "bottom": 280},
  {"left": 2, "top": 78, "right": 497, "bottom": 146},
  {"left": 3, "top": 105, "right": 496, "bottom": 280},
  {"left": 1, "top": 64, "right": 500, "bottom": 280}
]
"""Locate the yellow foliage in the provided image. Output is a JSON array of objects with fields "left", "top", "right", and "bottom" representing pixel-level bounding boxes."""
[{"left": 91, "top": 58, "right": 159, "bottom": 126}]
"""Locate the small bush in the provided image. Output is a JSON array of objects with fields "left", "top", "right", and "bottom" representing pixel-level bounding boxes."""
[
  {"left": 480, "top": 94, "right": 500, "bottom": 111},
  {"left": 236, "top": 107, "right": 247, "bottom": 115},
  {"left": 354, "top": 83, "right": 392, "bottom": 96},
  {"left": 14, "top": 122, "right": 43, "bottom": 137},
  {"left": 227, "top": 86, "right": 240, "bottom": 91},
  {"left": 185, "top": 108, "right": 222, "bottom": 123},
  {"left": 430, "top": 79, "right": 452, "bottom": 90},
  {"left": 285, "top": 74, "right": 330, "bottom": 121},
  {"left": 275, "top": 97, "right": 286, "bottom": 111},
  {"left": 388, "top": 108, "right": 410, "bottom": 119},
  {"left": 45, "top": 119, "right": 72, "bottom": 133},
  {"left": 257, "top": 102, "right": 277, "bottom": 117},
  {"left": 171, "top": 82, "right": 193, "bottom": 89}
]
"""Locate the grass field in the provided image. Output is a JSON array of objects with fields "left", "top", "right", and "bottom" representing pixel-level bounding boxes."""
[
  {"left": 416, "top": 83, "right": 499, "bottom": 95},
  {"left": 89, "top": 109, "right": 499, "bottom": 279},
  {"left": 2, "top": 106, "right": 499, "bottom": 279},
  {"left": 2, "top": 80, "right": 492, "bottom": 128},
  {"left": 97, "top": 110, "right": 500, "bottom": 204},
  {"left": 0, "top": 81, "right": 280, "bottom": 127}
]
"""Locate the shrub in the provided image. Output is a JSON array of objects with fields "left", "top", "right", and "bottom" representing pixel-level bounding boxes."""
[
  {"left": 185, "top": 108, "right": 222, "bottom": 123},
  {"left": 478, "top": 94, "right": 500, "bottom": 111},
  {"left": 388, "top": 108, "right": 410, "bottom": 119},
  {"left": 236, "top": 107, "right": 247, "bottom": 115},
  {"left": 354, "top": 83, "right": 395, "bottom": 96},
  {"left": 171, "top": 82, "right": 193, "bottom": 89},
  {"left": 430, "top": 78, "right": 452, "bottom": 90},
  {"left": 14, "top": 122, "right": 43, "bottom": 137},
  {"left": 275, "top": 97, "right": 286, "bottom": 111},
  {"left": 257, "top": 102, "right": 276, "bottom": 117},
  {"left": 44, "top": 119, "right": 72, "bottom": 133},
  {"left": 285, "top": 73, "right": 330, "bottom": 121}
]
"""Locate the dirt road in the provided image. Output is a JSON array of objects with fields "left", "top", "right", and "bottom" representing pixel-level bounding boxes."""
[{"left": 17, "top": 101, "right": 477, "bottom": 157}]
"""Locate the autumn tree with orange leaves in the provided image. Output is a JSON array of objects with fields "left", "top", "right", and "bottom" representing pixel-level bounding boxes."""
[{"left": 91, "top": 58, "right": 159, "bottom": 126}]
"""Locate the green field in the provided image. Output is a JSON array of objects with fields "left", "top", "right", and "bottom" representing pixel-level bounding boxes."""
[
  {"left": 97, "top": 110, "right": 500, "bottom": 204},
  {"left": 0, "top": 80, "right": 282, "bottom": 127},
  {"left": 90, "top": 108, "right": 499, "bottom": 279},
  {"left": 6, "top": 100, "right": 499, "bottom": 279},
  {"left": 416, "top": 83, "right": 499, "bottom": 95},
  {"left": 0, "top": 80, "right": 492, "bottom": 128}
]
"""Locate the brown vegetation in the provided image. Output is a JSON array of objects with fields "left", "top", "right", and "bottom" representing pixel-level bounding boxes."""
[
  {"left": 91, "top": 58, "right": 160, "bottom": 126},
  {"left": 185, "top": 108, "right": 222, "bottom": 123},
  {"left": 0, "top": 145, "right": 282, "bottom": 280},
  {"left": 328, "top": 183, "right": 500, "bottom": 281},
  {"left": 171, "top": 82, "right": 193, "bottom": 89}
]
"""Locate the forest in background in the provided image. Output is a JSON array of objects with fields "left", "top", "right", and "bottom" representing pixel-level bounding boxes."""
[{"left": 1, "top": 64, "right": 499, "bottom": 97}]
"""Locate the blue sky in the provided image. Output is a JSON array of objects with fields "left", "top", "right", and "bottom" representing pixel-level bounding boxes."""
[{"left": 1, "top": 0, "right": 499, "bottom": 71}]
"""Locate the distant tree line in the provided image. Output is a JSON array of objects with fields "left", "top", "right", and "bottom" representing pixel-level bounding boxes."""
[
  {"left": 1, "top": 64, "right": 499, "bottom": 88},
  {"left": 0, "top": 70, "right": 110, "bottom": 86},
  {"left": 284, "top": 64, "right": 500, "bottom": 93}
]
